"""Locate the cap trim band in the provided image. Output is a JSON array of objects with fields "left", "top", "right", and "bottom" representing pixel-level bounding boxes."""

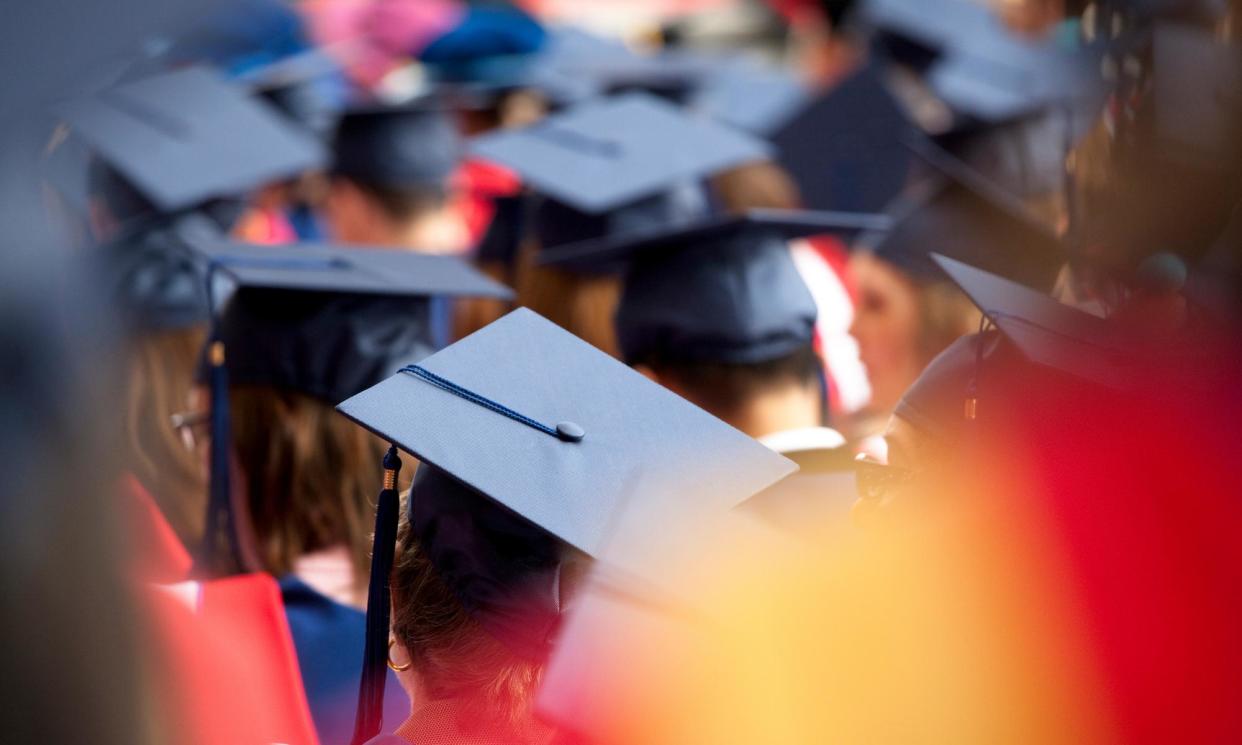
[{"left": 398, "top": 364, "right": 583, "bottom": 442}]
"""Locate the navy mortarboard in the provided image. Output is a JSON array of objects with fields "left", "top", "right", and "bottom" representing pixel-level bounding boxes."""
[
  {"left": 933, "top": 253, "right": 1139, "bottom": 390},
  {"left": 540, "top": 209, "right": 889, "bottom": 365},
  {"left": 855, "top": 135, "right": 1064, "bottom": 290},
  {"left": 238, "top": 45, "right": 351, "bottom": 139},
  {"left": 331, "top": 100, "right": 461, "bottom": 190},
  {"left": 338, "top": 308, "right": 797, "bottom": 742},
  {"left": 690, "top": 54, "right": 811, "bottom": 136},
  {"left": 772, "top": 65, "right": 920, "bottom": 213},
  {"left": 470, "top": 91, "right": 771, "bottom": 254},
  {"left": 96, "top": 221, "right": 210, "bottom": 332},
  {"left": 469, "top": 92, "right": 771, "bottom": 217},
  {"left": 59, "top": 65, "right": 326, "bottom": 214}
]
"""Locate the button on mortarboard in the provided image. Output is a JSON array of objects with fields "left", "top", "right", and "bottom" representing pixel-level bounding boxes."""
[
  {"left": 60, "top": 66, "right": 326, "bottom": 212},
  {"left": 468, "top": 92, "right": 772, "bottom": 216}
]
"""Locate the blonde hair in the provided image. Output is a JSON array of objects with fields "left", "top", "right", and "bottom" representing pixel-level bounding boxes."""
[{"left": 915, "top": 280, "right": 983, "bottom": 365}]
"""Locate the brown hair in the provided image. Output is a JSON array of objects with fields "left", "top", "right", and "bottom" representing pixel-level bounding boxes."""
[
  {"left": 230, "top": 386, "right": 387, "bottom": 588},
  {"left": 124, "top": 327, "right": 208, "bottom": 546},
  {"left": 514, "top": 237, "right": 622, "bottom": 357},
  {"left": 390, "top": 490, "right": 544, "bottom": 730}
]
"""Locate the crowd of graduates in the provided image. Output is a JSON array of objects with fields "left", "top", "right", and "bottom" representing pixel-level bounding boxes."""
[{"left": 3, "top": 1, "right": 1242, "bottom": 744}]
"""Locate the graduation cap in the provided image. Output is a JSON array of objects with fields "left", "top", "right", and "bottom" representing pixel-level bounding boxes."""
[
  {"left": 96, "top": 221, "right": 210, "bottom": 332},
  {"left": 862, "top": 0, "right": 999, "bottom": 71},
  {"left": 932, "top": 253, "right": 1139, "bottom": 391},
  {"left": 338, "top": 308, "right": 796, "bottom": 742},
  {"left": 772, "top": 64, "right": 919, "bottom": 213},
  {"left": 182, "top": 228, "right": 513, "bottom": 579},
  {"left": 856, "top": 135, "right": 1064, "bottom": 290},
  {"left": 59, "top": 66, "right": 326, "bottom": 214},
  {"left": 236, "top": 45, "right": 352, "bottom": 139},
  {"left": 331, "top": 99, "right": 461, "bottom": 189},
  {"left": 927, "top": 39, "right": 1104, "bottom": 127},
  {"left": 537, "top": 209, "right": 889, "bottom": 365},
  {"left": 469, "top": 92, "right": 772, "bottom": 216},
  {"left": 690, "top": 54, "right": 811, "bottom": 136}
]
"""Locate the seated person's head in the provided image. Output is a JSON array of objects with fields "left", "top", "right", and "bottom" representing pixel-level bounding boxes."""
[
  {"left": 615, "top": 222, "right": 826, "bottom": 439},
  {"left": 387, "top": 465, "right": 588, "bottom": 736},
  {"left": 326, "top": 106, "right": 460, "bottom": 246}
]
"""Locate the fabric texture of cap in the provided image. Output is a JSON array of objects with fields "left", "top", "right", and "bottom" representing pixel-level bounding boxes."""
[
  {"left": 188, "top": 236, "right": 512, "bottom": 402},
  {"left": 772, "top": 64, "right": 918, "bottom": 213},
  {"left": 691, "top": 54, "right": 811, "bottom": 135},
  {"left": 599, "top": 210, "right": 887, "bottom": 365},
  {"left": 97, "top": 222, "right": 210, "bottom": 332},
  {"left": 331, "top": 102, "right": 461, "bottom": 188},
  {"left": 857, "top": 136, "right": 1064, "bottom": 289},
  {"left": 468, "top": 92, "right": 772, "bottom": 214},
  {"left": 933, "top": 253, "right": 1139, "bottom": 389},
  {"left": 59, "top": 65, "right": 326, "bottom": 212}
]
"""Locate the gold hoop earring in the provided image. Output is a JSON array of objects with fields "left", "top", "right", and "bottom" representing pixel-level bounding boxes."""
[{"left": 387, "top": 639, "right": 411, "bottom": 672}]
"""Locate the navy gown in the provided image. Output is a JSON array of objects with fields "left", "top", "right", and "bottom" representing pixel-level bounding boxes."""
[{"left": 280, "top": 575, "right": 409, "bottom": 745}]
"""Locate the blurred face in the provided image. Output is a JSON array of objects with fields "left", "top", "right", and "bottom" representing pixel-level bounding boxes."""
[{"left": 849, "top": 253, "right": 925, "bottom": 415}]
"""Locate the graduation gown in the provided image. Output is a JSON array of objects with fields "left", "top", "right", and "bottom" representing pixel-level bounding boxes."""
[{"left": 280, "top": 575, "right": 409, "bottom": 745}]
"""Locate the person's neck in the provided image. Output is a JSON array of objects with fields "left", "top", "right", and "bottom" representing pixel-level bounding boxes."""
[
  {"left": 725, "top": 388, "right": 825, "bottom": 441},
  {"left": 393, "top": 210, "right": 466, "bottom": 254}
]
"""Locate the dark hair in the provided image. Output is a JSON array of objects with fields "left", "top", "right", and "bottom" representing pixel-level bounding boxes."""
[
  {"left": 230, "top": 386, "right": 387, "bottom": 588},
  {"left": 390, "top": 494, "right": 545, "bottom": 732},
  {"left": 644, "top": 344, "right": 823, "bottom": 422},
  {"left": 88, "top": 159, "right": 156, "bottom": 227},
  {"left": 343, "top": 176, "right": 449, "bottom": 225}
]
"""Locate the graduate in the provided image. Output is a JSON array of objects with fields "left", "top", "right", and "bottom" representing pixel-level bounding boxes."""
[
  {"left": 467, "top": 90, "right": 772, "bottom": 354},
  {"left": 337, "top": 308, "right": 797, "bottom": 744},
  {"left": 541, "top": 208, "right": 887, "bottom": 531},
  {"left": 184, "top": 235, "right": 512, "bottom": 745},
  {"left": 845, "top": 135, "right": 1065, "bottom": 440},
  {"left": 325, "top": 100, "right": 470, "bottom": 253}
]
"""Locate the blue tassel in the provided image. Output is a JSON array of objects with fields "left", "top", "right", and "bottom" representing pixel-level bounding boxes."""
[
  {"left": 193, "top": 334, "right": 245, "bottom": 576},
  {"left": 351, "top": 446, "right": 403, "bottom": 745}
]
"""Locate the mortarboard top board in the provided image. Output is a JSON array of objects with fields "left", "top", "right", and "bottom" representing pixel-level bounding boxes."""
[
  {"left": 772, "top": 64, "right": 919, "bottom": 213},
  {"left": 932, "top": 254, "right": 1139, "bottom": 389},
  {"left": 862, "top": 0, "right": 999, "bottom": 63},
  {"left": 857, "top": 135, "right": 1065, "bottom": 290},
  {"left": 927, "top": 38, "right": 1104, "bottom": 127},
  {"left": 234, "top": 44, "right": 354, "bottom": 138},
  {"left": 468, "top": 92, "right": 772, "bottom": 215},
  {"left": 690, "top": 54, "right": 811, "bottom": 135},
  {"left": 331, "top": 98, "right": 461, "bottom": 189},
  {"left": 540, "top": 207, "right": 893, "bottom": 271},
  {"left": 337, "top": 307, "right": 798, "bottom": 559},
  {"left": 184, "top": 233, "right": 514, "bottom": 301},
  {"left": 59, "top": 66, "right": 326, "bottom": 213}
]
